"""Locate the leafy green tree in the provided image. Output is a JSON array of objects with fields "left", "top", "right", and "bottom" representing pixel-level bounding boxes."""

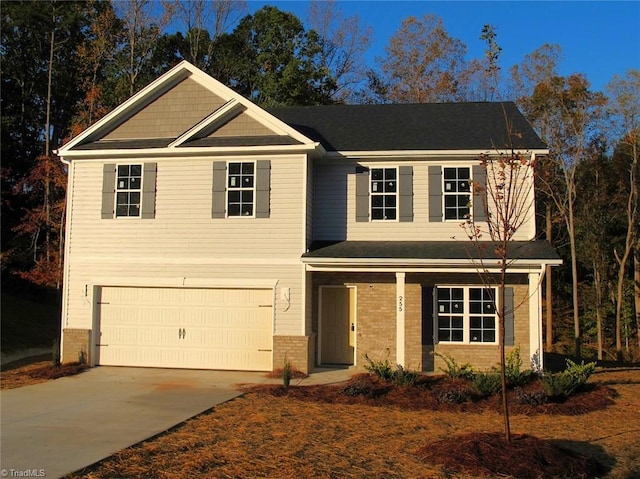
[{"left": 211, "top": 6, "right": 336, "bottom": 106}]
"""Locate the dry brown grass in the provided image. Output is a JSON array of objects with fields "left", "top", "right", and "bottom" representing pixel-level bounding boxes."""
[{"left": 60, "top": 368, "right": 640, "bottom": 479}]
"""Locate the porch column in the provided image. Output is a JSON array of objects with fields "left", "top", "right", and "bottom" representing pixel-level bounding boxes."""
[
  {"left": 396, "top": 272, "right": 405, "bottom": 366},
  {"left": 529, "top": 271, "right": 543, "bottom": 371}
]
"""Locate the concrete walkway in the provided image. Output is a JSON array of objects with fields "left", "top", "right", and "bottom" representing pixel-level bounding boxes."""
[{"left": 0, "top": 366, "right": 352, "bottom": 478}]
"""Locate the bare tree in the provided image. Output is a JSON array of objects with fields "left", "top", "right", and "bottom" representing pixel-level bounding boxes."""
[
  {"left": 606, "top": 70, "right": 640, "bottom": 360},
  {"left": 113, "top": 0, "right": 175, "bottom": 98},
  {"left": 307, "top": 0, "right": 372, "bottom": 103},
  {"left": 526, "top": 74, "right": 606, "bottom": 359},
  {"left": 166, "top": 0, "right": 247, "bottom": 70},
  {"left": 378, "top": 14, "right": 467, "bottom": 103}
]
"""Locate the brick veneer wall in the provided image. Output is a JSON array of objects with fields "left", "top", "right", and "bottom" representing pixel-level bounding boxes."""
[
  {"left": 273, "top": 335, "right": 315, "bottom": 374},
  {"left": 311, "top": 271, "right": 531, "bottom": 372},
  {"left": 62, "top": 328, "right": 91, "bottom": 365}
]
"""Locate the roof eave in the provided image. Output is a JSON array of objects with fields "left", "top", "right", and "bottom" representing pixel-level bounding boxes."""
[
  {"left": 324, "top": 148, "right": 549, "bottom": 159},
  {"left": 55, "top": 142, "right": 321, "bottom": 160}
]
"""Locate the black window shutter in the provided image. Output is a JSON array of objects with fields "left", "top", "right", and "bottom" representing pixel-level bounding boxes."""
[
  {"left": 504, "top": 287, "right": 515, "bottom": 346},
  {"left": 355, "top": 166, "right": 369, "bottom": 222},
  {"left": 428, "top": 165, "right": 442, "bottom": 222},
  {"left": 472, "top": 165, "right": 487, "bottom": 222},
  {"left": 212, "top": 161, "right": 226, "bottom": 218},
  {"left": 398, "top": 165, "right": 413, "bottom": 222},
  {"left": 141, "top": 162, "right": 157, "bottom": 219},
  {"left": 101, "top": 164, "right": 116, "bottom": 219},
  {"left": 255, "top": 160, "right": 270, "bottom": 218}
]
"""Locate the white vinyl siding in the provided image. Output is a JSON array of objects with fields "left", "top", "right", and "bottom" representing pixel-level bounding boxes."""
[
  {"left": 63, "top": 155, "right": 307, "bottom": 338},
  {"left": 313, "top": 159, "right": 535, "bottom": 241}
]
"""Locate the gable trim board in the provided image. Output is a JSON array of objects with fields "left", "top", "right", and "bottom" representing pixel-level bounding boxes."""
[{"left": 57, "top": 61, "right": 556, "bottom": 373}]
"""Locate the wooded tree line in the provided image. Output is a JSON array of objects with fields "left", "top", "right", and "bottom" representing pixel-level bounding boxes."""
[{"left": 2, "top": 0, "right": 638, "bottom": 361}]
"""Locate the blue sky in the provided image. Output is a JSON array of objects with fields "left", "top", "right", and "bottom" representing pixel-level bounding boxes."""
[{"left": 247, "top": 1, "right": 640, "bottom": 92}]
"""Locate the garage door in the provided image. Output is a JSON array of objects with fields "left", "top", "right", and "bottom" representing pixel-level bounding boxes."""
[{"left": 96, "top": 286, "right": 273, "bottom": 371}]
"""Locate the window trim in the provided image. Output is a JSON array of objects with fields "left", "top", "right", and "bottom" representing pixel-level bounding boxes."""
[
  {"left": 435, "top": 285, "right": 498, "bottom": 345},
  {"left": 114, "top": 163, "right": 143, "bottom": 219},
  {"left": 369, "top": 166, "right": 399, "bottom": 222},
  {"left": 226, "top": 160, "right": 256, "bottom": 218},
  {"left": 442, "top": 166, "right": 471, "bottom": 222}
]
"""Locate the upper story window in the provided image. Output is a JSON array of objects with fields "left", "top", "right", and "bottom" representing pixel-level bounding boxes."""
[
  {"left": 227, "top": 162, "right": 255, "bottom": 216},
  {"left": 370, "top": 167, "right": 397, "bottom": 220},
  {"left": 443, "top": 167, "right": 471, "bottom": 220},
  {"left": 116, "top": 164, "right": 142, "bottom": 217},
  {"left": 437, "top": 286, "right": 496, "bottom": 343},
  {"left": 101, "top": 163, "right": 156, "bottom": 220}
]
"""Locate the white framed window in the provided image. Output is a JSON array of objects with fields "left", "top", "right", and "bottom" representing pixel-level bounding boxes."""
[
  {"left": 115, "top": 164, "right": 142, "bottom": 217},
  {"left": 227, "top": 161, "right": 255, "bottom": 216},
  {"left": 370, "top": 167, "right": 397, "bottom": 220},
  {"left": 436, "top": 286, "right": 497, "bottom": 343},
  {"left": 443, "top": 167, "right": 471, "bottom": 220}
]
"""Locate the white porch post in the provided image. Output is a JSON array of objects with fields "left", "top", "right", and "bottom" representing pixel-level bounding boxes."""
[
  {"left": 529, "top": 271, "right": 544, "bottom": 371},
  {"left": 396, "top": 272, "right": 406, "bottom": 366}
]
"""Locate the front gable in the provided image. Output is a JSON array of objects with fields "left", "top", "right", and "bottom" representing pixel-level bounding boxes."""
[{"left": 57, "top": 61, "right": 318, "bottom": 158}]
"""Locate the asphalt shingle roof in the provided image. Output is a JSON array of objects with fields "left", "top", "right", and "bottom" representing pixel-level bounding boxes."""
[
  {"left": 303, "top": 240, "right": 560, "bottom": 262},
  {"left": 268, "top": 102, "right": 546, "bottom": 152}
]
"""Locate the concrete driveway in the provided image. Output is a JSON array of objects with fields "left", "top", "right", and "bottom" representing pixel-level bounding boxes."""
[
  {"left": 0, "top": 367, "right": 277, "bottom": 478},
  {"left": 1, "top": 366, "right": 352, "bottom": 478}
]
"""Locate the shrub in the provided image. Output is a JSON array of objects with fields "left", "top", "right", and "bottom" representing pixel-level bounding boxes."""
[
  {"left": 364, "top": 354, "right": 394, "bottom": 382},
  {"left": 504, "top": 346, "right": 533, "bottom": 387},
  {"left": 514, "top": 387, "right": 548, "bottom": 406},
  {"left": 437, "top": 388, "right": 471, "bottom": 404},
  {"left": 433, "top": 352, "right": 474, "bottom": 380},
  {"left": 282, "top": 357, "right": 292, "bottom": 390},
  {"left": 364, "top": 354, "right": 419, "bottom": 386},
  {"left": 472, "top": 372, "right": 502, "bottom": 396},
  {"left": 392, "top": 364, "right": 418, "bottom": 387},
  {"left": 540, "top": 359, "right": 596, "bottom": 400}
]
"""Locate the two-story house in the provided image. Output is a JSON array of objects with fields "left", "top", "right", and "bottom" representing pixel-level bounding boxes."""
[{"left": 56, "top": 61, "right": 560, "bottom": 374}]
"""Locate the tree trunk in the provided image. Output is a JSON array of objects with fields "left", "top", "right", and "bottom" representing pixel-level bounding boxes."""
[
  {"left": 595, "top": 263, "right": 603, "bottom": 361},
  {"left": 545, "top": 203, "right": 553, "bottom": 351},
  {"left": 635, "top": 248, "right": 640, "bottom": 354},
  {"left": 568, "top": 190, "right": 581, "bottom": 359}
]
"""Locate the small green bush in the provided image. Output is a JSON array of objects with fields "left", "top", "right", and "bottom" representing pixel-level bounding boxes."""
[
  {"left": 472, "top": 372, "right": 502, "bottom": 396},
  {"left": 515, "top": 387, "right": 548, "bottom": 406},
  {"left": 392, "top": 364, "right": 418, "bottom": 387},
  {"left": 437, "top": 388, "right": 470, "bottom": 404},
  {"left": 504, "top": 346, "right": 533, "bottom": 387},
  {"left": 540, "top": 359, "right": 596, "bottom": 400},
  {"left": 434, "top": 352, "right": 474, "bottom": 380},
  {"left": 363, "top": 354, "right": 394, "bottom": 381},
  {"left": 364, "top": 354, "right": 419, "bottom": 386}
]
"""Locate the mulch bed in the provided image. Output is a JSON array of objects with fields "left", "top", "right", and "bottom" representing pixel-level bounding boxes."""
[
  {"left": 243, "top": 372, "right": 617, "bottom": 415},
  {"left": 417, "top": 432, "right": 606, "bottom": 479}
]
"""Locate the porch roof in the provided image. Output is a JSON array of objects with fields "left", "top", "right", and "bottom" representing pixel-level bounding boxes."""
[{"left": 302, "top": 240, "right": 561, "bottom": 267}]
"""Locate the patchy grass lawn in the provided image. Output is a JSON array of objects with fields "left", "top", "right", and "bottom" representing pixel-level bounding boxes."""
[{"left": 62, "top": 368, "right": 640, "bottom": 479}]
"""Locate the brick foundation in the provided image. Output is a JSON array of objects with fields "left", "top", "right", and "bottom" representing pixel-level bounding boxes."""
[
  {"left": 273, "top": 335, "right": 315, "bottom": 374},
  {"left": 62, "top": 328, "right": 91, "bottom": 365}
]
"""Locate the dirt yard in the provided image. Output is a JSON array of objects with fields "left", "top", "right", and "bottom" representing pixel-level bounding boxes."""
[{"left": 53, "top": 368, "right": 640, "bottom": 479}]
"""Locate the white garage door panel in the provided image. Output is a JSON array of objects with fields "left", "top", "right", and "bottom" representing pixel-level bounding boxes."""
[{"left": 97, "top": 287, "right": 273, "bottom": 371}]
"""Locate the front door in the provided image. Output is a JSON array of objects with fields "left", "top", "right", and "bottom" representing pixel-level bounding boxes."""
[{"left": 320, "top": 286, "right": 355, "bottom": 365}]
